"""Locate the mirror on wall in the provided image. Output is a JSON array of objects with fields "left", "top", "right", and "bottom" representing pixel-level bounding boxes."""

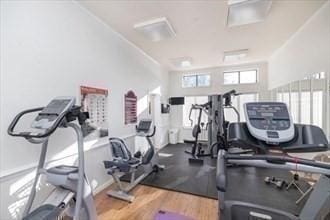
[{"left": 270, "top": 72, "right": 330, "bottom": 140}]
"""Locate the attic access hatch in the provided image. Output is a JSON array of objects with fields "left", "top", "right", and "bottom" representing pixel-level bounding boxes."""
[{"left": 134, "top": 17, "right": 176, "bottom": 42}]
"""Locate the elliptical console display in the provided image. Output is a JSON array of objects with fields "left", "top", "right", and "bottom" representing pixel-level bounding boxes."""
[
  {"left": 31, "top": 97, "right": 75, "bottom": 129},
  {"left": 244, "top": 102, "right": 294, "bottom": 144}
]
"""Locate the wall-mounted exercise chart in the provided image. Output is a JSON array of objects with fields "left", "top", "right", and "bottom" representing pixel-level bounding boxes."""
[
  {"left": 80, "top": 86, "right": 109, "bottom": 139},
  {"left": 125, "top": 90, "right": 137, "bottom": 124}
]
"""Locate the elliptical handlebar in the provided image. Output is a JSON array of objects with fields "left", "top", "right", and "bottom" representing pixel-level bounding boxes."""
[
  {"left": 7, "top": 107, "right": 66, "bottom": 139},
  {"left": 8, "top": 97, "right": 88, "bottom": 139},
  {"left": 146, "top": 126, "right": 156, "bottom": 138}
]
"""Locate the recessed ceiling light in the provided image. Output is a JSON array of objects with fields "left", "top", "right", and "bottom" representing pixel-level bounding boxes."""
[
  {"left": 227, "top": 0, "right": 272, "bottom": 27},
  {"left": 134, "top": 17, "right": 176, "bottom": 42},
  {"left": 223, "top": 49, "right": 249, "bottom": 62},
  {"left": 181, "top": 60, "right": 191, "bottom": 67},
  {"left": 170, "top": 57, "right": 193, "bottom": 68}
]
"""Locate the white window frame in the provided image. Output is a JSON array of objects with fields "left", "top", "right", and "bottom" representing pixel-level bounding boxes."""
[
  {"left": 182, "top": 73, "right": 211, "bottom": 88},
  {"left": 223, "top": 69, "right": 258, "bottom": 85}
]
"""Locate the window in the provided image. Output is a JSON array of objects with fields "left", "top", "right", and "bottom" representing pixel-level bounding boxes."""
[
  {"left": 313, "top": 91, "right": 323, "bottom": 128},
  {"left": 291, "top": 92, "right": 299, "bottom": 123},
  {"left": 197, "top": 74, "right": 211, "bottom": 87},
  {"left": 272, "top": 73, "right": 329, "bottom": 139},
  {"left": 240, "top": 70, "right": 258, "bottom": 84},
  {"left": 224, "top": 93, "right": 259, "bottom": 122},
  {"left": 223, "top": 70, "right": 258, "bottom": 85},
  {"left": 183, "top": 93, "right": 258, "bottom": 127},
  {"left": 238, "top": 93, "right": 259, "bottom": 122},
  {"left": 182, "top": 74, "right": 210, "bottom": 88},
  {"left": 182, "top": 75, "right": 196, "bottom": 88},
  {"left": 304, "top": 72, "right": 326, "bottom": 80},
  {"left": 183, "top": 96, "right": 209, "bottom": 127},
  {"left": 301, "top": 91, "right": 311, "bottom": 124},
  {"left": 224, "top": 96, "right": 239, "bottom": 122},
  {"left": 224, "top": 72, "right": 239, "bottom": 84}
]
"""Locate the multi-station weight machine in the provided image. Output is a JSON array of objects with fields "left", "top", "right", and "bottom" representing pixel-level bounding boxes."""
[{"left": 184, "top": 90, "right": 241, "bottom": 164}]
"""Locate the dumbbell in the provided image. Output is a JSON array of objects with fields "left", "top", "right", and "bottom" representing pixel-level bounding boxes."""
[{"left": 264, "top": 176, "right": 286, "bottom": 189}]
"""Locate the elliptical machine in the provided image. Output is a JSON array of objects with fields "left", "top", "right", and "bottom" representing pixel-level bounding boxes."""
[
  {"left": 7, "top": 97, "right": 97, "bottom": 220},
  {"left": 103, "top": 119, "right": 163, "bottom": 202},
  {"left": 217, "top": 102, "right": 330, "bottom": 220}
]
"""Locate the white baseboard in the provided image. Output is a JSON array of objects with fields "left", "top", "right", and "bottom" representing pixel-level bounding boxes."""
[{"left": 93, "top": 178, "right": 114, "bottom": 195}]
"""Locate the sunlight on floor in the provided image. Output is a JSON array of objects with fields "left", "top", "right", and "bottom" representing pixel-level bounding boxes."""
[{"left": 158, "top": 153, "right": 173, "bottom": 158}]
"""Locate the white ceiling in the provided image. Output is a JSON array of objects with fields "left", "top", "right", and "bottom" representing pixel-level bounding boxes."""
[{"left": 79, "top": 0, "right": 326, "bottom": 71}]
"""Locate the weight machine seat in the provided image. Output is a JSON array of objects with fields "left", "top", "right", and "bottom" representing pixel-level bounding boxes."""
[{"left": 23, "top": 204, "right": 62, "bottom": 220}]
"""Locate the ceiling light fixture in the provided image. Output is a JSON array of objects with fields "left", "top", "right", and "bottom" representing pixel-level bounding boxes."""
[
  {"left": 223, "top": 49, "right": 249, "bottom": 62},
  {"left": 227, "top": 0, "right": 272, "bottom": 27},
  {"left": 134, "top": 17, "right": 176, "bottom": 42},
  {"left": 170, "top": 57, "right": 193, "bottom": 68}
]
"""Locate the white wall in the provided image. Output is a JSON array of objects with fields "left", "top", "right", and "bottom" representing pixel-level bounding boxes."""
[
  {"left": 0, "top": 1, "right": 168, "bottom": 219},
  {"left": 268, "top": 1, "right": 330, "bottom": 89},
  {"left": 168, "top": 62, "right": 269, "bottom": 142}
]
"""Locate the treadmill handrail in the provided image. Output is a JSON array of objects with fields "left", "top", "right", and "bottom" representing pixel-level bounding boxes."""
[
  {"left": 225, "top": 154, "right": 330, "bottom": 170},
  {"left": 229, "top": 138, "right": 329, "bottom": 154}
]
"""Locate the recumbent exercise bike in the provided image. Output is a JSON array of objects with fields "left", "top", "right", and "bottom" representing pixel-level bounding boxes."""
[{"left": 103, "top": 119, "right": 163, "bottom": 202}]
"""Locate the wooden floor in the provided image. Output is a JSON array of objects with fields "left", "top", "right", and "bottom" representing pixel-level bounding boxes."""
[{"left": 94, "top": 184, "right": 218, "bottom": 220}]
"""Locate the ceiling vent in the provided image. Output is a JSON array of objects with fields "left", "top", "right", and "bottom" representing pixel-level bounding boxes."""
[
  {"left": 170, "top": 57, "right": 193, "bottom": 68},
  {"left": 223, "top": 49, "right": 249, "bottom": 62},
  {"left": 227, "top": 0, "right": 272, "bottom": 27},
  {"left": 134, "top": 17, "right": 176, "bottom": 42}
]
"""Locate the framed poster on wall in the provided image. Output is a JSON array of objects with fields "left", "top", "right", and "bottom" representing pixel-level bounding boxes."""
[
  {"left": 80, "top": 86, "right": 109, "bottom": 139},
  {"left": 125, "top": 90, "right": 137, "bottom": 124}
]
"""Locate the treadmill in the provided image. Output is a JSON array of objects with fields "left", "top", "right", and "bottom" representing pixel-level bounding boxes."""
[{"left": 217, "top": 102, "right": 330, "bottom": 220}]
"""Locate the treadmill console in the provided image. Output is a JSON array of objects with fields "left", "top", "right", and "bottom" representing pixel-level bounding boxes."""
[
  {"left": 31, "top": 97, "right": 76, "bottom": 129},
  {"left": 244, "top": 102, "right": 294, "bottom": 144}
]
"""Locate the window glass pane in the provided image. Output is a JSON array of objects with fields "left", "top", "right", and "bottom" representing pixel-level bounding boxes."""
[
  {"left": 196, "top": 96, "right": 209, "bottom": 127},
  {"left": 276, "top": 92, "right": 282, "bottom": 102},
  {"left": 240, "top": 70, "right": 257, "bottom": 84},
  {"left": 224, "top": 96, "right": 239, "bottom": 122},
  {"left": 182, "top": 75, "right": 196, "bottom": 88},
  {"left": 313, "top": 91, "right": 323, "bottom": 128},
  {"left": 183, "top": 97, "right": 195, "bottom": 127},
  {"left": 301, "top": 91, "right": 311, "bottom": 124},
  {"left": 291, "top": 92, "right": 299, "bottom": 123},
  {"left": 239, "top": 94, "right": 258, "bottom": 122},
  {"left": 197, "top": 74, "right": 210, "bottom": 87},
  {"left": 183, "top": 96, "right": 208, "bottom": 127},
  {"left": 224, "top": 72, "right": 239, "bottom": 84},
  {"left": 282, "top": 92, "right": 290, "bottom": 107}
]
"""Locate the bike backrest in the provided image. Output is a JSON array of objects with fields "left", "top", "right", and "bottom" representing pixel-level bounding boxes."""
[{"left": 109, "top": 138, "right": 132, "bottom": 160}]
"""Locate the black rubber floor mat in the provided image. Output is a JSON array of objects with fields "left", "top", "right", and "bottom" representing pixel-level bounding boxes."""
[{"left": 121, "top": 144, "right": 310, "bottom": 215}]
